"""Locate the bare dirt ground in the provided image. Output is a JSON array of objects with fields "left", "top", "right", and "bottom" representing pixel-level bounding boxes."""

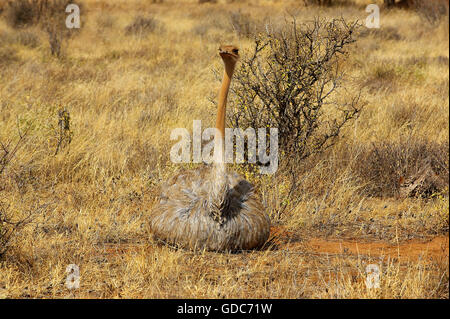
[{"left": 270, "top": 226, "right": 449, "bottom": 263}]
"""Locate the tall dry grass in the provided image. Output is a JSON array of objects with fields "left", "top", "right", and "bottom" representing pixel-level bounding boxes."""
[{"left": 0, "top": 0, "right": 448, "bottom": 298}]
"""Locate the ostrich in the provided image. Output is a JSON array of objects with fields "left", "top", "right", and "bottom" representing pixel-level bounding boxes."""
[{"left": 149, "top": 45, "right": 271, "bottom": 252}]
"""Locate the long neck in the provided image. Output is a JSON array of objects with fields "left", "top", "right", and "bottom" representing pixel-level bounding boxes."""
[
  {"left": 209, "top": 61, "right": 235, "bottom": 223},
  {"left": 215, "top": 62, "right": 235, "bottom": 145}
]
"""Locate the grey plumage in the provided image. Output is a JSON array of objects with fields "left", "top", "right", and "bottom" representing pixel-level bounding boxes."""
[{"left": 150, "top": 164, "right": 271, "bottom": 252}]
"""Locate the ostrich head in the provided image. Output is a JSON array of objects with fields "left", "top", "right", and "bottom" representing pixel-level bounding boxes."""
[{"left": 219, "top": 45, "right": 239, "bottom": 65}]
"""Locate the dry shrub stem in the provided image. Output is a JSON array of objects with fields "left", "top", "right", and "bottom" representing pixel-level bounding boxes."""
[
  {"left": 0, "top": 203, "right": 35, "bottom": 258},
  {"left": 0, "top": 127, "right": 29, "bottom": 176},
  {"left": 230, "top": 17, "right": 364, "bottom": 164}
]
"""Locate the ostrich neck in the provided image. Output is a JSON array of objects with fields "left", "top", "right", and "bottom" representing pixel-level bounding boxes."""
[
  {"left": 215, "top": 62, "right": 235, "bottom": 147},
  {"left": 210, "top": 60, "right": 235, "bottom": 222}
]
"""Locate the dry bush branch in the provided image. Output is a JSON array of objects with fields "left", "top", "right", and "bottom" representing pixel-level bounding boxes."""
[
  {"left": 0, "top": 203, "right": 35, "bottom": 258},
  {"left": 0, "top": 126, "right": 29, "bottom": 176},
  {"left": 229, "top": 17, "right": 364, "bottom": 164}
]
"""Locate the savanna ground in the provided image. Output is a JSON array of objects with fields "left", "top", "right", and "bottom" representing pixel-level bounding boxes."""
[{"left": 0, "top": 0, "right": 448, "bottom": 298}]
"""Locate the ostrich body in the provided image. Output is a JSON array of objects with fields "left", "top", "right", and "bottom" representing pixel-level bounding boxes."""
[{"left": 149, "top": 45, "right": 271, "bottom": 252}]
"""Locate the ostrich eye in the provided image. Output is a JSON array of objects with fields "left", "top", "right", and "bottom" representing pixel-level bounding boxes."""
[{"left": 232, "top": 49, "right": 239, "bottom": 54}]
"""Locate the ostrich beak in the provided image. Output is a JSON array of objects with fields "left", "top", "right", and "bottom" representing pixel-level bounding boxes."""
[{"left": 219, "top": 49, "right": 231, "bottom": 57}]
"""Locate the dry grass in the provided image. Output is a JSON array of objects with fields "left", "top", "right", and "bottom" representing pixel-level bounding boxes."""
[{"left": 0, "top": 0, "right": 448, "bottom": 298}]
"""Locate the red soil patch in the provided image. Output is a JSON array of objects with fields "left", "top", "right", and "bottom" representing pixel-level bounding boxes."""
[
  {"left": 267, "top": 225, "right": 296, "bottom": 245},
  {"left": 96, "top": 226, "right": 448, "bottom": 264},
  {"left": 270, "top": 226, "right": 449, "bottom": 263},
  {"left": 305, "top": 236, "right": 449, "bottom": 262}
]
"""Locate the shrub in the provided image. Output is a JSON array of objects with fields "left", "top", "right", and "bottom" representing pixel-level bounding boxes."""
[
  {"left": 3, "top": 0, "right": 78, "bottom": 28},
  {"left": 415, "top": 0, "right": 449, "bottom": 26},
  {"left": 0, "top": 203, "right": 34, "bottom": 258},
  {"left": 41, "top": 0, "right": 80, "bottom": 57},
  {"left": 384, "top": 0, "right": 449, "bottom": 26},
  {"left": 45, "top": 23, "right": 64, "bottom": 57},
  {"left": 125, "top": 16, "right": 163, "bottom": 36},
  {"left": 3, "top": 0, "right": 81, "bottom": 57},
  {"left": 353, "top": 139, "right": 449, "bottom": 198},
  {"left": 229, "top": 18, "right": 363, "bottom": 164},
  {"left": 0, "top": 130, "right": 34, "bottom": 259},
  {"left": 3, "top": 0, "right": 41, "bottom": 28},
  {"left": 0, "top": 129, "right": 28, "bottom": 176}
]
